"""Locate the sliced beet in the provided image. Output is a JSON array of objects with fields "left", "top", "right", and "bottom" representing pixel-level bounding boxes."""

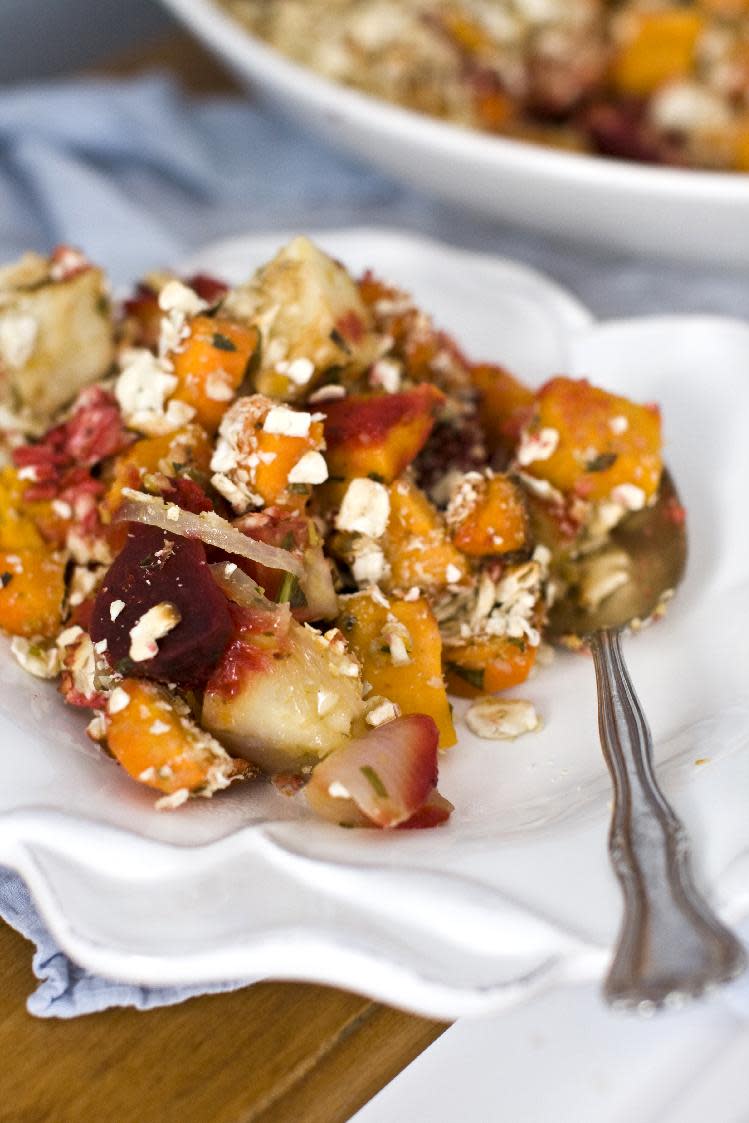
[{"left": 90, "top": 524, "right": 232, "bottom": 686}]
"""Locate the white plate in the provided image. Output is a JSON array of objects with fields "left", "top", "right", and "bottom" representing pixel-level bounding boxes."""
[
  {"left": 1, "top": 229, "right": 748, "bottom": 1019},
  {"left": 159, "top": 0, "right": 749, "bottom": 266}
]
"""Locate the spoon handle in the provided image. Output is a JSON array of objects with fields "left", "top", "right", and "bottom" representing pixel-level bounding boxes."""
[{"left": 590, "top": 629, "right": 745, "bottom": 1010}]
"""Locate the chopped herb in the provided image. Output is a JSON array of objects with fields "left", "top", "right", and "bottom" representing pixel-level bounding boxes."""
[
  {"left": 326, "top": 474, "right": 346, "bottom": 484},
  {"left": 367, "top": 472, "right": 385, "bottom": 483},
  {"left": 446, "top": 662, "right": 484, "bottom": 690},
  {"left": 586, "top": 452, "right": 618, "bottom": 473},
  {"left": 138, "top": 552, "right": 158, "bottom": 569},
  {"left": 96, "top": 294, "right": 110, "bottom": 318},
  {"left": 116, "top": 657, "right": 135, "bottom": 675},
  {"left": 277, "top": 572, "right": 297, "bottom": 604},
  {"left": 212, "top": 332, "right": 237, "bottom": 352},
  {"left": 506, "top": 636, "right": 526, "bottom": 651},
  {"left": 338, "top": 821, "right": 355, "bottom": 829},
  {"left": 329, "top": 328, "right": 351, "bottom": 354},
  {"left": 360, "top": 765, "right": 389, "bottom": 799},
  {"left": 281, "top": 531, "right": 295, "bottom": 551},
  {"left": 0, "top": 572, "right": 13, "bottom": 588},
  {"left": 288, "top": 483, "right": 310, "bottom": 495}
]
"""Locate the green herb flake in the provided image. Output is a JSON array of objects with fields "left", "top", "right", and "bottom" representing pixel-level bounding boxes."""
[
  {"left": 281, "top": 531, "right": 295, "bottom": 551},
  {"left": 212, "top": 332, "right": 237, "bottom": 352},
  {"left": 586, "top": 451, "right": 618, "bottom": 473},
  {"left": 360, "top": 765, "right": 389, "bottom": 799},
  {"left": 367, "top": 472, "right": 385, "bottom": 483},
  {"left": 96, "top": 294, "right": 110, "bottom": 318},
  {"left": 446, "top": 662, "right": 484, "bottom": 690},
  {"left": 0, "top": 572, "right": 13, "bottom": 588},
  {"left": 288, "top": 483, "right": 310, "bottom": 495},
  {"left": 277, "top": 572, "right": 297, "bottom": 604},
  {"left": 116, "top": 657, "right": 135, "bottom": 675}
]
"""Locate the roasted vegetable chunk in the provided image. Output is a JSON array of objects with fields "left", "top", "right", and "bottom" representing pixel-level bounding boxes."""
[
  {"left": 105, "top": 678, "right": 249, "bottom": 803},
  {"left": 0, "top": 549, "right": 65, "bottom": 638},
  {"left": 383, "top": 478, "right": 469, "bottom": 592},
  {"left": 517, "top": 377, "right": 662, "bottom": 505},
  {"left": 169, "top": 315, "right": 258, "bottom": 433},
  {"left": 470, "top": 363, "right": 534, "bottom": 456},
  {"left": 90, "top": 524, "right": 232, "bottom": 685},
  {"left": 447, "top": 472, "right": 529, "bottom": 557},
  {"left": 203, "top": 607, "right": 365, "bottom": 775},
  {"left": 323, "top": 385, "right": 444, "bottom": 484},
  {"left": 338, "top": 591, "right": 456, "bottom": 748},
  {"left": 445, "top": 635, "right": 537, "bottom": 698}
]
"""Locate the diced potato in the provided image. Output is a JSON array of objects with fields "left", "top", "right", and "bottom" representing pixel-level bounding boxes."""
[
  {"left": 105, "top": 678, "right": 244, "bottom": 800},
  {"left": 611, "top": 10, "right": 704, "bottom": 96},
  {"left": 0, "top": 252, "right": 114, "bottom": 428},
  {"left": 202, "top": 619, "right": 366, "bottom": 774},
  {"left": 444, "top": 636, "right": 537, "bottom": 698},
  {"left": 169, "top": 315, "right": 258, "bottom": 433},
  {"left": 222, "top": 237, "right": 381, "bottom": 400},
  {"left": 449, "top": 473, "right": 529, "bottom": 557},
  {"left": 383, "top": 478, "right": 469, "bottom": 593},
  {"left": 323, "top": 385, "right": 444, "bottom": 483},
  {"left": 517, "top": 377, "right": 662, "bottom": 504},
  {"left": 470, "top": 363, "right": 534, "bottom": 455},
  {"left": 0, "top": 549, "right": 65, "bottom": 638},
  {"left": 338, "top": 591, "right": 456, "bottom": 748}
]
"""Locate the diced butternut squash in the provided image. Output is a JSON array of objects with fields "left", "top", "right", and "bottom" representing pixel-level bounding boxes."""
[
  {"left": 103, "top": 423, "right": 212, "bottom": 515},
  {"left": 383, "top": 478, "right": 469, "bottom": 593},
  {"left": 444, "top": 636, "right": 537, "bottom": 698},
  {"left": 611, "top": 10, "right": 704, "bottom": 96},
  {"left": 0, "top": 468, "right": 47, "bottom": 552},
  {"left": 518, "top": 377, "right": 662, "bottom": 504},
  {"left": 253, "top": 418, "right": 326, "bottom": 509},
  {"left": 105, "top": 678, "right": 243, "bottom": 799},
  {"left": 470, "top": 363, "right": 534, "bottom": 455},
  {"left": 338, "top": 591, "right": 456, "bottom": 748},
  {"left": 322, "top": 385, "right": 444, "bottom": 484},
  {"left": 169, "top": 315, "right": 258, "bottom": 433},
  {"left": 449, "top": 473, "right": 529, "bottom": 557},
  {"left": 0, "top": 549, "right": 65, "bottom": 638}
]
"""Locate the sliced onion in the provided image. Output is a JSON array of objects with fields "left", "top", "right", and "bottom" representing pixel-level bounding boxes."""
[
  {"left": 117, "top": 490, "right": 303, "bottom": 577},
  {"left": 305, "top": 714, "right": 440, "bottom": 829},
  {"left": 209, "top": 563, "right": 291, "bottom": 636}
]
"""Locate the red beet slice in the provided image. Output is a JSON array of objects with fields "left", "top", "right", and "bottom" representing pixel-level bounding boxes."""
[{"left": 90, "top": 524, "right": 232, "bottom": 686}]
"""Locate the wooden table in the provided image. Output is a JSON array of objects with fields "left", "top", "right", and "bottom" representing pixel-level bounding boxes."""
[{"left": 0, "top": 29, "right": 446, "bottom": 1123}]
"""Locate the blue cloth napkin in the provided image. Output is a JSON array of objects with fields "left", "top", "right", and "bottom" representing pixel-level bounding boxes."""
[{"left": 0, "top": 72, "right": 746, "bottom": 1017}]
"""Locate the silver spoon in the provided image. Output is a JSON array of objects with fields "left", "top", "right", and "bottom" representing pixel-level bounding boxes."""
[{"left": 546, "top": 471, "right": 746, "bottom": 1010}]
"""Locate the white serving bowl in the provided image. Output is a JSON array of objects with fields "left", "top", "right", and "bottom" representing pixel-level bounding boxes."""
[{"left": 160, "top": 0, "right": 749, "bottom": 265}]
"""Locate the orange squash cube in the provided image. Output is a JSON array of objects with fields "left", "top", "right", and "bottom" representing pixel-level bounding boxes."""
[
  {"left": 383, "top": 478, "right": 470, "bottom": 593},
  {"left": 517, "top": 377, "right": 662, "bottom": 504},
  {"left": 105, "top": 679, "right": 245, "bottom": 799},
  {"left": 611, "top": 10, "right": 704, "bottom": 96},
  {"left": 323, "top": 385, "right": 444, "bottom": 484},
  {"left": 0, "top": 550, "right": 66, "bottom": 638},
  {"left": 170, "top": 315, "right": 258, "bottom": 433},
  {"left": 104, "top": 424, "right": 212, "bottom": 515},
  {"left": 470, "top": 364, "right": 534, "bottom": 454},
  {"left": 444, "top": 636, "right": 537, "bottom": 698},
  {"left": 449, "top": 473, "right": 529, "bottom": 557},
  {"left": 338, "top": 591, "right": 456, "bottom": 748}
]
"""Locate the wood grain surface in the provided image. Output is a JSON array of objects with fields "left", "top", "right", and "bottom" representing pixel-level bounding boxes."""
[{"left": 1, "top": 28, "right": 447, "bottom": 1123}]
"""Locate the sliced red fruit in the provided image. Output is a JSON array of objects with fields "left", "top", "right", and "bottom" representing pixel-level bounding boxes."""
[
  {"left": 90, "top": 523, "right": 232, "bottom": 685},
  {"left": 305, "top": 714, "right": 440, "bottom": 829}
]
